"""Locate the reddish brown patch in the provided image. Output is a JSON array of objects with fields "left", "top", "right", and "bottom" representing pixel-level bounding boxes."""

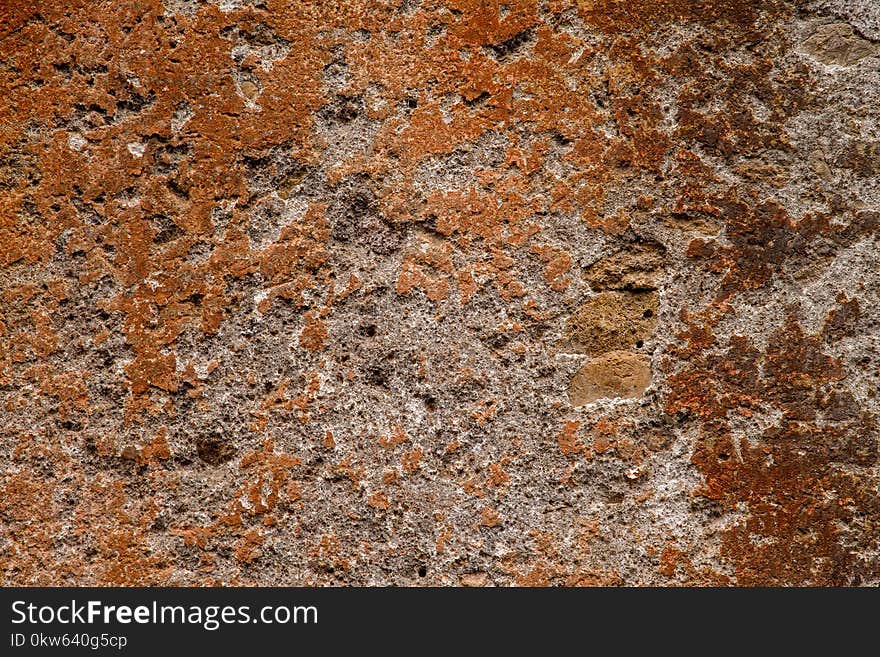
[
  {"left": 669, "top": 312, "right": 879, "bottom": 584},
  {"left": 367, "top": 492, "right": 391, "bottom": 511},
  {"left": 401, "top": 448, "right": 423, "bottom": 475},
  {"left": 299, "top": 310, "right": 328, "bottom": 352},
  {"left": 479, "top": 506, "right": 503, "bottom": 528},
  {"left": 557, "top": 420, "right": 584, "bottom": 456}
]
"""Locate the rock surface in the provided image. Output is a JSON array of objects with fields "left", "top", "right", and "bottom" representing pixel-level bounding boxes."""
[{"left": 1, "top": 0, "right": 879, "bottom": 586}]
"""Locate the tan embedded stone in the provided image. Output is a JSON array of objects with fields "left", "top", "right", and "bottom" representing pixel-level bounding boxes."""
[
  {"left": 565, "top": 291, "right": 657, "bottom": 355},
  {"left": 240, "top": 80, "right": 259, "bottom": 99},
  {"left": 809, "top": 149, "right": 834, "bottom": 182},
  {"left": 664, "top": 213, "right": 723, "bottom": 235},
  {"left": 460, "top": 572, "right": 489, "bottom": 587},
  {"left": 568, "top": 351, "right": 652, "bottom": 406},
  {"left": 584, "top": 242, "right": 665, "bottom": 291},
  {"left": 802, "top": 23, "right": 878, "bottom": 66}
]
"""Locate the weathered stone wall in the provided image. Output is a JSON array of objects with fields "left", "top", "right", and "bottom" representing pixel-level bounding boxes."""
[{"left": 1, "top": 0, "right": 878, "bottom": 586}]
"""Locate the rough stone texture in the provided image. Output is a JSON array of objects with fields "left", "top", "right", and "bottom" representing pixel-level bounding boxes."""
[{"left": 1, "top": 1, "right": 879, "bottom": 586}]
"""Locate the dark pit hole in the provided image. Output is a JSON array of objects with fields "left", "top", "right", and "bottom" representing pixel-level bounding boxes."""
[
  {"left": 406, "top": 97, "right": 418, "bottom": 109},
  {"left": 359, "top": 324, "right": 377, "bottom": 337},
  {"left": 417, "top": 566, "right": 427, "bottom": 577},
  {"left": 421, "top": 213, "right": 438, "bottom": 232},
  {"left": 642, "top": 309, "right": 653, "bottom": 318},
  {"left": 635, "top": 340, "right": 644, "bottom": 349},
  {"left": 463, "top": 91, "right": 490, "bottom": 107},
  {"left": 185, "top": 292, "right": 204, "bottom": 307},
  {"left": 153, "top": 224, "right": 182, "bottom": 244},
  {"left": 536, "top": 364, "right": 555, "bottom": 377},
  {"left": 367, "top": 365, "right": 388, "bottom": 387},
  {"left": 196, "top": 435, "right": 237, "bottom": 466},
  {"left": 167, "top": 177, "right": 190, "bottom": 199}
]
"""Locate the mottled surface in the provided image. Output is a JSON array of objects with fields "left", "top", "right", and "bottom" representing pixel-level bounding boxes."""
[{"left": 1, "top": 0, "right": 878, "bottom": 586}]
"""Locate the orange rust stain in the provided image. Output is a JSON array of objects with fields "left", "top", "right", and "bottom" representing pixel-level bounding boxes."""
[
  {"left": 557, "top": 420, "right": 584, "bottom": 457},
  {"left": 136, "top": 427, "right": 173, "bottom": 466},
  {"left": 659, "top": 546, "right": 684, "bottom": 578},
  {"left": 299, "top": 310, "right": 329, "bottom": 352},
  {"left": 590, "top": 418, "right": 618, "bottom": 453},
  {"left": 1, "top": 0, "right": 874, "bottom": 587},
  {"left": 401, "top": 448, "right": 424, "bottom": 475},
  {"left": 367, "top": 492, "right": 391, "bottom": 511},
  {"left": 479, "top": 506, "right": 503, "bottom": 528},
  {"left": 378, "top": 424, "right": 409, "bottom": 449},
  {"left": 486, "top": 460, "right": 511, "bottom": 488}
]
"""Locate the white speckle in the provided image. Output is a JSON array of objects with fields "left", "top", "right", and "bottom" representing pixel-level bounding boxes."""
[
  {"left": 171, "top": 103, "right": 193, "bottom": 133},
  {"left": 253, "top": 290, "right": 269, "bottom": 318},
  {"left": 194, "top": 360, "right": 211, "bottom": 380},
  {"left": 117, "top": 193, "right": 141, "bottom": 209},
  {"left": 405, "top": 398, "right": 426, "bottom": 426},
  {"left": 68, "top": 133, "right": 86, "bottom": 152},
  {"left": 231, "top": 45, "right": 248, "bottom": 63},
  {"left": 127, "top": 141, "right": 146, "bottom": 158},
  {"left": 217, "top": 0, "right": 255, "bottom": 12}
]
